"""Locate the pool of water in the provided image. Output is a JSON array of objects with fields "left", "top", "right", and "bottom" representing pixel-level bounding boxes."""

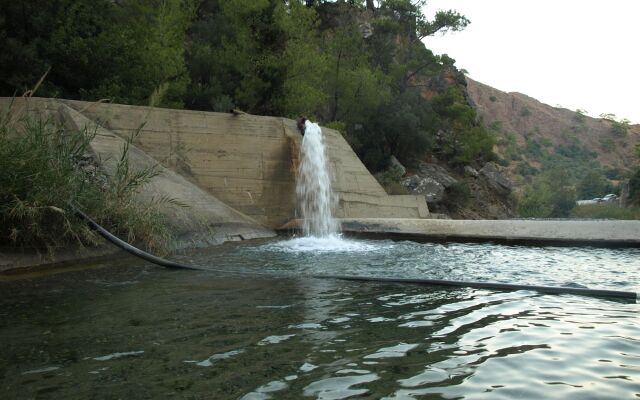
[{"left": 0, "top": 237, "right": 638, "bottom": 399}]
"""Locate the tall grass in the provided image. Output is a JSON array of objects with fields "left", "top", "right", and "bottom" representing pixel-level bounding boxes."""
[{"left": 0, "top": 111, "right": 174, "bottom": 255}]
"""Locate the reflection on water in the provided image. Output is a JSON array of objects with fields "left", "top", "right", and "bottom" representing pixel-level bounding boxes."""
[{"left": 0, "top": 239, "right": 638, "bottom": 399}]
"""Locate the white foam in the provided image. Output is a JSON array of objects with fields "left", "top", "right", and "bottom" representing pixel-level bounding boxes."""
[
  {"left": 93, "top": 350, "right": 144, "bottom": 361},
  {"left": 258, "top": 334, "right": 295, "bottom": 345},
  {"left": 22, "top": 366, "right": 60, "bottom": 375},
  {"left": 268, "top": 236, "right": 382, "bottom": 253}
]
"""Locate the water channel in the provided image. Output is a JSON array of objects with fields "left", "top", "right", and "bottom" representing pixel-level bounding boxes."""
[{"left": 1, "top": 238, "right": 638, "bottom": 399}]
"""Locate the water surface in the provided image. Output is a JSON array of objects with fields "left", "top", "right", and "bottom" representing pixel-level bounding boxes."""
[{"left": 0, "top": 238, "right": 638, "bottom": 399}]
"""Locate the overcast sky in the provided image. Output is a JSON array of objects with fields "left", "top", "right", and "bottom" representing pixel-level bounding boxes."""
[{"left": 422, "top": 0, "right": 640, "bottom": 123}]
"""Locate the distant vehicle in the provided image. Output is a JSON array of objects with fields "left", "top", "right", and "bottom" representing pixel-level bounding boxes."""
[{"left": 577, "top": 195, "right": 618, "bottom": 206}]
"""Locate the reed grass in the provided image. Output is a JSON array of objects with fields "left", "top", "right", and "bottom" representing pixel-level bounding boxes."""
[{"left": 0, "top": 110, "right": 175, "bottom": 255}]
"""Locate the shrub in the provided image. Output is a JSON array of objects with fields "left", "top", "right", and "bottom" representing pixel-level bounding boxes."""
[
  {"left": 446, "top": 181, "right": 471, "bottom": 209},
  {"left": 571, "top": 204, "right": 640, "bottom": 220},
  {"left": 517, "top": 169, "right": 576, "bottom": 217},
  {"left": 0, "top": 114, "right": 174, "bottom": 254},
  {"left": 374, "top": 164, "right": 407, "bottom": 195}
]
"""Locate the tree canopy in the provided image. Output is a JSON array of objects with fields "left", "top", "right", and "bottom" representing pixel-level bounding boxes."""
[{"left": 1, "top": 0, "right": 492, "bottom": 171}]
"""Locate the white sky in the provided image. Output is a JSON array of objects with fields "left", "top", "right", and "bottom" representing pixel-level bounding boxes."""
[{"left": 422, "top": 0, "right": 640, "bottom": 123}]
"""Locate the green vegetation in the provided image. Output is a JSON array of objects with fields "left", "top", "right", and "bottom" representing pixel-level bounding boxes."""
[
  {"left": 600, "top": 113, "right": 630, "bottom": 137},
  {"left": 0, "top": 0, "right": 195, "bottom": 108},
  {"left": 517, "top": 169, "right": 576, "bottom": 218},
  {"left": 0, "top": 112, "right": 173, "bottom": 254},
  {"left": 445, "top": 181, "right": 471, "bottom": 209},
  {"left": 1, "top": 0, "right": 492, "bottom": 173},
  {"left": 374, "top": 165, "right": 407, "bottom": 195},
  {"left": 573, "top": 109, "right": 587, "bottom": 123},
  {"left": 571, "top": 204, "right": 640, "bottom": 220}
]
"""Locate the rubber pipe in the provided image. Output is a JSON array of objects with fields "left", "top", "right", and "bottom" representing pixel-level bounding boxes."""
[
  {"left": 70, "top": 204, "right": 198, "bottom": 270},
  {"left": 312, "top": 274, "right": 638, "bottom": 300}
]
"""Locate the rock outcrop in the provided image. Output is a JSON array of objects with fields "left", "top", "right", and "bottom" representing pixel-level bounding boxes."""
[{"left": 479, "top": 162, "right": 513, "bottom": 196}]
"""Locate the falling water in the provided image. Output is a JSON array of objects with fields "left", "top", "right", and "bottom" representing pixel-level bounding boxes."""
[{"left": 296, "top": 120, "right": 339, "bottom": 237}]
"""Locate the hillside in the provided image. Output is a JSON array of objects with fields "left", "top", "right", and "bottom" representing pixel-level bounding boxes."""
[{"left": 466, "top": 78, "right": 640, "bottom": 189}]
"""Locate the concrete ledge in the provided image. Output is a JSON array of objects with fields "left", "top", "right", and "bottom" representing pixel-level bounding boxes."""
[
  {"left": 335, "top": 193, "right": 429, "bottom": 219},
  {"left": 280, "top": 218, "right": 640, "bottom": 246}
]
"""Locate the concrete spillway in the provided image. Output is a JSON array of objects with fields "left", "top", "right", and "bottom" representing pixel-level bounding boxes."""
[{"left": 0, "top": 96, "right": 428, "bottom": 269}]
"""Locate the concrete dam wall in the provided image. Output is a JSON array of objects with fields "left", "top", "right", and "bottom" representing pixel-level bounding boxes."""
[{"left": 2, "top": 97, "right": 428, "bottom": 242}]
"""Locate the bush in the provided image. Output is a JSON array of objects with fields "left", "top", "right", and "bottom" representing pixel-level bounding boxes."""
[
  {"left": 629, "top": 168, "right": 640, "bottom": 206},
  {"left": 0, "top": 114, "right": 174, "bottom": 254},
  {"left": 519, "top": 107, "right": 531, "bottom": 117},
  {"left": 374, "top": 164, "right": 407, "bottom": 195},
  {"left": 571, "top": 204, "right": 640, "bottom": 220},
  {"left": 446, "top": 181, "right": 471, "bottom": 209},
  {"left": 517, "top": 169, "right": 576, "bottom": 217}
]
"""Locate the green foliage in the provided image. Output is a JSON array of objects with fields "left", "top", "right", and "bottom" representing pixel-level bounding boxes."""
[
  {"left": 576, "top": 170, "right": 611, "bottom": 199},
  {"left": 604, "top": 167, "right": 622, "bottom": 180},
  {"left": 524, "top": 137, "right": 546, "bottom": 159},
  {"left": 600, "top": 113, "right": 630, "bottom": 137},
  {"left": 515, "top": 162, "right": 538, "bottom": 177},
  {"left": 445, "top": 181, "right": 471, "bottom": 209},
  {"left": 599, "top": 137, "right": 615, "bottom": 152},
  {"left": 0, "top": 0, "right": 195, "bottom": 107},
  {"left": 629, "top": 168, "right": 640, "bottom": 206},
  {"left": 519, "top": 107, "right": 531, "bottom": 117},
  {"left": 0, "top": 115, "right": 174, "bottom": 254},
  {"left": 573, "top": 108, "right": 587, "bottom": 123},
  {"left": 2, "top": 0, "right": 483, "bottom": 176},
  {"left": 571, "top": 204, "right": 640, "bottom": 220},
  {"left": 374, "top": 164, "right": 407, "bottom": 195},
  {"left": 518, "top": 169, "right": 576, "bottom": 218},
  {"left": 185, "top": 0, "right": 327, "bottom": 116},
  {"left": 489, "top": 96, "right": 497, "bottom": 102},
  {"left": 431, "top": 87, "right": 496, "bottom": 165}
]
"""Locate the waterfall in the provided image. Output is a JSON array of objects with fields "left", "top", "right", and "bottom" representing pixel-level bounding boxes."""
[{"left": 296, "top": 120, "right": 338, "bottom": 237}]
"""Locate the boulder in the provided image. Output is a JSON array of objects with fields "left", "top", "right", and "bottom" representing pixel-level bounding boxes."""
[
  {"left": 402, "top": 163, "right": 458, "bottom": 204},
  {"left": 479, "top": 162, "right": 513, "bottom": 196},
  {"left": 417, "top": 163, "right": 458, "bottom": 188},
  {"left": 402, "top": 175, "right": 445, "bottom": 203},
  {"left": 464, "top": 165, "right": 479, "bottom": 178}
]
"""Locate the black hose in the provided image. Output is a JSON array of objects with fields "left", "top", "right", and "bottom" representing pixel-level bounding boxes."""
[
  {"left": 71, "top": 204, "right": 638, "bottom": 300},
  {"left": 71, "top": 204, "right": 199, "bottom": 270},
  {"left": 312, "top": 275, "right": 638, "bottom": 300}
]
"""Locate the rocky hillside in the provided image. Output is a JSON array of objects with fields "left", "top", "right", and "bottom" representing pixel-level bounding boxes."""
[{"left": 466, "top": 78, "right": 640, "bottom": 187}]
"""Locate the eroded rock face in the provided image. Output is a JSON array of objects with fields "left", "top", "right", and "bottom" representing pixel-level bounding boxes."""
[
  {"left": 479, "top": 162, "right": 513, "bottom": 196},
  {"left": 402, "top": 163, "right": 458, "bottom": 203}
]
